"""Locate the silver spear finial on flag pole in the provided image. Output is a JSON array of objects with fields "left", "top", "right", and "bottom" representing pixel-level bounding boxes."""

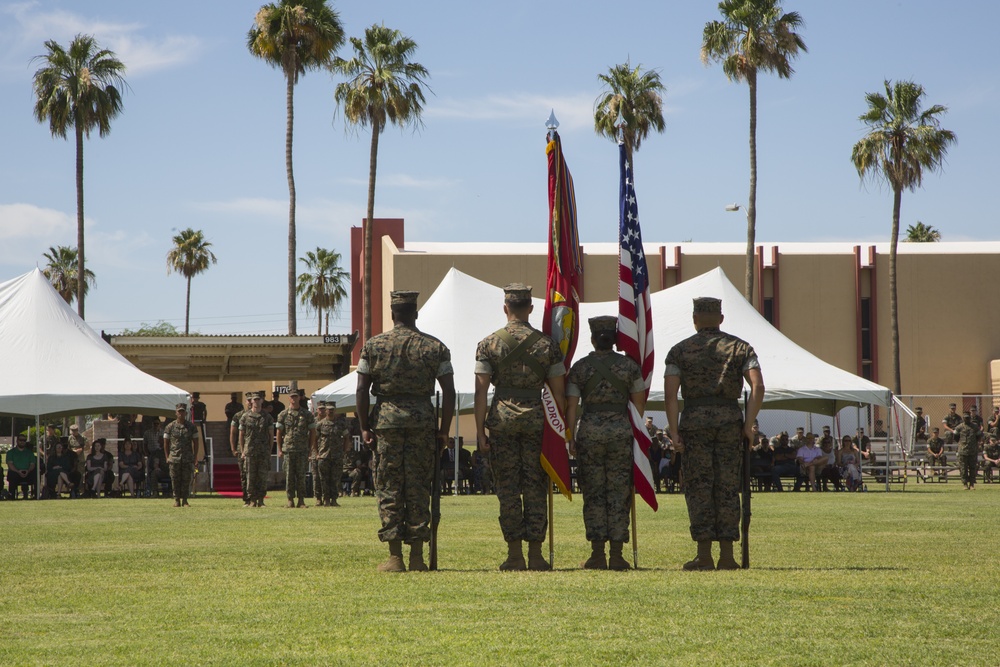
[{"left": 546, "top": 109, "right": 559, "bottom": 141}]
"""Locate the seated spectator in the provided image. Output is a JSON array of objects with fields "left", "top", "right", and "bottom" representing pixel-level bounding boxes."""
[
  {"left": 44, "top": 442, "right": 75, "bottom": 497},
  {"left": 118, "top": 437, "right": 144, "bottom": 497},
  {"left": 661, "top": 433, "right": 681, "bottom": 492},
  {"left": 926, "top": 427, "right": 947, "bottom": 478},
  {"left": 348, "top": 447, "right": 373, "bottom": 496},
  {"left": 85, "top": 438, "right": 114, "bottom": 497},
  {"left": 770, "top": 431, "right": 797, "bottom": 491},
  {"left": 988, "top": 407, "right": 1000, "bottom": 440},
  {"left": 440, "top": 438, "right": 472, "bottom": 494},
  {"left": 794, "top": 432, "right": 827, "bottom": 491},
  {"left": 818, "top": 434, "right": 843, "bottom": 491},
  {"left": 982, "top": 435, "right": 1000, "bottom": 483},
  {"left": 750, "top": 434, "right": 775, "bottom": 491},
  {"left": 6, "top": 435, "right": 37, "bottom": 499},
  {"left": 914, "top": 407, "right": 928, "bottom": 442},
  {"left": 837, "top": 435, "right": 862, "bottom": 491},
  {"left": 789, "top": 426, "right": 806, "bottom": 450},
  {"left": 472, "top": 447, "right": 492, "bottom": 494},
  {"left": 873, "top": 419, "right": 887, "bottom": 438},
  {"left": 648, "top": 434, "right": 663, "bottom": 493},
  {"left": 146, "top": 445, "right": 169, "bottom": 497}
]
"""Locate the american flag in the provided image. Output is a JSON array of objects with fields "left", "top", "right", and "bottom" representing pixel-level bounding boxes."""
[{"left": 617, "top": 143, "right": 658, "bottom": 511}]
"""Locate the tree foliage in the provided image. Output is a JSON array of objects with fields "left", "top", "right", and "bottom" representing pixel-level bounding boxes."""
[
  {"left": 333, "top": 23, "right": 429, "bottom": 344},
  {"left": 32, "top": 34, "right": 126, "bottom": 319},
  {"left": 593, "top": 60, "right": 666, "bottom": 163},
  {"left": 296, "top": 247, "right": 349, "bottom": 335},
  {"left": 905, "top": 221, "right": 941, "bottom": 242},
  {"left": 41, "top": 245, "right": 95, "bottom": 305}
]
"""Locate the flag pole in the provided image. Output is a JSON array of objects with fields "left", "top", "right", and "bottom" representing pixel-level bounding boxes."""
[
  {"left": 631, "top": 485, "right": 638, "bottom": 569},
  {"left": 545, "top": 109, "right": 560, "bottom": 571}
]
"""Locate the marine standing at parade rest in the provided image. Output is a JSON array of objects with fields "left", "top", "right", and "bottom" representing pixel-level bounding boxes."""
[
  {"left": 276, "top": 390, "right": 317, "bottom": 508},
  {"left": 474, "top": 283, "right": 565, "bottom": 572},
  {"left": 566, "top": 316, "right": 646, "bottom": 571},
  {"left": 314, "top": 401, "right": 352, "bottom": 507},
  {"left": 954, "top": 410, "right": 981, "bottom": 490},
  {"left": 230, "top": 391, "right": 255, "bottom": 505},
  {"left": 664, "top": 297, "right": 765, "bottom": 571},
  {"left": 163, "top": 403, "right": 198, "bottom": 507},
  {"left": 356, "top": 291, "right": 456, "bottom": 572},
  {"left": 239, "top": 392, "right": 275, "bottom": 507}
]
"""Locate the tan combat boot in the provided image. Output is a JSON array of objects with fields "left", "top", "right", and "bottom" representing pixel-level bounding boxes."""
[
  {"left": 580, "top": 541, "right": 608, "bottom": 570},
  {"left": 377, "top": 540, "right": 406, "bottom": 572},
  {"left": 408, "top": 542, "right": 428, "bottom": 572},
  {"left": 716, "top": 540, "right": 740, "bottom": 570},
  {"left": 498, "top": 540, "right": 527, "bottom": 571},
  {"left": 608, "top": 541, "right": 631, "bottom": 571},
  {"left": 682, "top": 540, "right": 715, "bottom": 571},
  {"left": 527, "top": 540, "right": 552, "bottom": 571}
]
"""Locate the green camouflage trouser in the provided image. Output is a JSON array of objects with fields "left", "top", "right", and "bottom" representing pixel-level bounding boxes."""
[
  {"left": 958, "top": 452, "right": 978, "bottom": 485},
  {"left": 316, "top": 453, "right": 344, "bottom": 503},
  {"left": 284, "top": 451, "right": 308, "bottom": 501},
  {"left": 576, "top": 416, "right": 632, "bottom": 543},
  {"left": 375, "top": 427, "right": 435, "bottom": 544},
  {"left": 168, "top": 460, "right": 193, "bottom": 502},
  {"left": 246, "top": 453, "right": 269, "bottom": 503},
  {"left": 489, "top": 422, "right": 548, "bottom": 543},
  {"left": 680, "top": 419, "right": 742, "bottom": 542},
  {"left": 239, "top": 456, "right": 248, "bottom": 501}
]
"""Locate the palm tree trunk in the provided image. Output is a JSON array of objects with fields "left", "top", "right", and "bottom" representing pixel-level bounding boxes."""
[
  {"left": 745, "top": 70, "right": 758, "bottom": 305},
  {"left": 75, "top": 124, "right": 86, "bottom": 319},
  {"left": 285, "top": 72, "right": 297, "bottom": 336},
  {"left": 317, "top": 302, "right": 322, "bottom": 336},
  {"left": 889, "top": 186, "right": 902, "bottom": 395},
  {"left": 363, "top": 121, "right": 381, "bottom": 344},
  {"left": 184, "top": 275, "right": 192, "bottom": 335}
]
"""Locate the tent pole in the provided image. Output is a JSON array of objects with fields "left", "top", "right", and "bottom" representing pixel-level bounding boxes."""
[
  {"left": 35, "top": 415, "right": 40, "bottom": 499},
  {"left": 453, "top": 409, "right": 459, "bottom": 496}
]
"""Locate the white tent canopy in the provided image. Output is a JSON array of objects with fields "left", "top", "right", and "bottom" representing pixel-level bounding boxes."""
[
  {"left": 315, "top": 267, "right": 891, "bottom": 416},
  {"left": 0, "top": 269, "right": 189, "bottom": 418}
]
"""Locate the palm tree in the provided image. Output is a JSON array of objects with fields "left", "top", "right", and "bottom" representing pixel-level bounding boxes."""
[
  {"left": 905, "top": 221, "right": 941, "bottom": 242},
  {"left": 41, "top": 245, "right": 95, "bottom": 305},
  {"left": 296, "top": 247, "right": 349, "bottom": 335},
  {"left": 701, "top": 0, "right": 806, "bottom": 303},
  {"left": 166, "top": 228, "right": 218, "bottom": 335},
  {"left": 32, "top": 34, "right": 126, "bottom": 320},
  {"left": 852, "top": 80, "right": 956, "bottom": 395},
  {"left": 247, "top": 0, "right": 344, "bottom": 336},
  {"left": 593, "top": 60, "right": 666, "bottom": 165},
  {"left": 333, "top": 24, "right": 430, "bottom": 344}
]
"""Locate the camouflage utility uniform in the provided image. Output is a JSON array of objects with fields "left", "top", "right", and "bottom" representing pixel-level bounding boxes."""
[
  {"left": 927, "top": 436, "right": 947, "bottom": 467},
  {"left": 163, "top": 420, "right": 197, "bottom": 503},
  {"left": 955, "top": 420, "right": 980, "bottom": 486},
  {"left": 359, "top": 323, "right": 452, "bottom": 545},
  {"left": 241, "top": 410, "right": 274, "bottom": 505},
  {"left": 665, "top": 327, "right": 760, "bottom": 543},
  {"left": 567, "top": 350, "right": 643, "bottom": 543},
  {"left": 276, "top": 405, "right": 316, "bottom": 504},
  {"left": 476, "top": 320, "right": 564, "bottom": 543},
  {"left": 315, "top": 414, "right": 351, "bottom": 505}
]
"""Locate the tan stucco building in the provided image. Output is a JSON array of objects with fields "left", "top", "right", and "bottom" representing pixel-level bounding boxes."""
[{"left": 351, "top": 219, "right": 1000, "bottom": 397}]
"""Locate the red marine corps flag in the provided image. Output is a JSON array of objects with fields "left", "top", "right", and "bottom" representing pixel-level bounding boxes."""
[
  {"left": 618, "top": 141, "right": 658, "bottom": 511},
  {"left": 541, "top": 113, "right": 581, "bottom": 501}
]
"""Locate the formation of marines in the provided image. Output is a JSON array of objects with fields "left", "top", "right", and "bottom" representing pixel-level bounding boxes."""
[{"left": 209, "top": 286, "right": 767, "bottom": 573}]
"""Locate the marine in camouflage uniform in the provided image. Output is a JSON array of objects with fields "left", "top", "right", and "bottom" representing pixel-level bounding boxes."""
[
  {"left": 926, "top": 428, "right": 947, "bottom": 478},
  {"left": 314, "top": 401, "right": 351, "bottom": 507},
  {"left": 942, "top": 404, "right": 962, "bottom": 444},
  {"left": 474, "top": 283, "right": 565, "bottom": 572},
  {"left": 664, "top": 297, "right": 764, "bottom": 571},
  {"left": 162, "top": 404, "right": 198, "bottom": 507},
  {"left": 230, "top": 391, "right": 255, "bottom": 505},
  {"left": 240, "top": 393, "right": 275, "bottom": 507},
  {"left": 357, "top": 291, "right": 456, "bottom": 573},
  {"left": 566, "top": 316, "right": 645, "bottom": 571},
  {"left": 276, "top": 391, "right": 316, "bottom": 507},
  {"left": 954, "top": 411, "right": 981, "bottom": 489}
]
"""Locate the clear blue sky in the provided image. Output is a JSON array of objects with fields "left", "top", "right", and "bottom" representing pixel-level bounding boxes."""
[{"left": 1, "top": 0, "right": 997, "bottom": 335}]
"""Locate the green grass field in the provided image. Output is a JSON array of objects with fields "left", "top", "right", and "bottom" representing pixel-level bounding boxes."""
[{"left": 1, "top": 484, "right": 997, "bottom": 666}]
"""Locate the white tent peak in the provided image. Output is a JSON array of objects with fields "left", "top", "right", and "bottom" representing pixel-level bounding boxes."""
[
  {"left": 316, "top": 266, "right": 891, "bottom": 416},
  {"left": 0, "top": 268, "right": 189, "bottom": 418}
]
